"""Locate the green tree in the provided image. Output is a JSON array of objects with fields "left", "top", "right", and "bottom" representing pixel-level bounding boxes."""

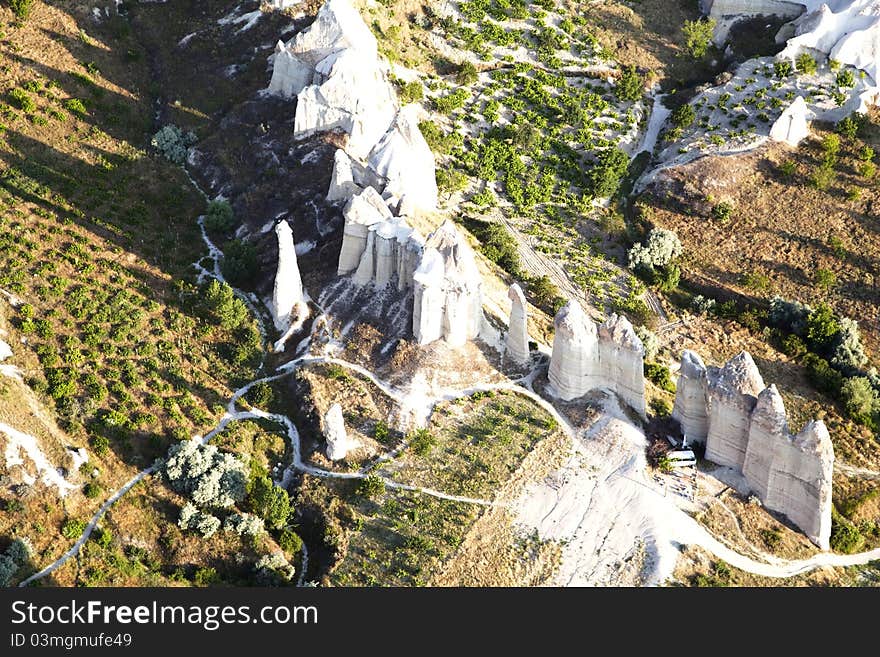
[
  {"left": 796, "top": 53, "right": 817, "bottom": 75},
  {"left": 840, "top": 377, "right": 879, "bottom": 425},
  {"left": 682, "top": 18, "right": 716, "bottom": 59},
  {"left": 671, "top": 103, "right": 696, "bottom": 128},
  {"left": 247, "top": 475, "right": 291, "bottom": 530},
  {"left": 805, "top": 302, "right": 840, "bottom": 353},
  {"left": 204, "top": 200, "right": 235, "bottom": 233},
  {"left": 615, "top": 65, "right": 643, "bottom": 102},
  {"left": 220, "top": 240, "right": 258, "bottom": 288}
]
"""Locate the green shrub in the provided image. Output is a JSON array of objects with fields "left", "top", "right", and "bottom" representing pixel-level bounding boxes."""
[
  {"left": 398, "top": 80, "right": 423, "bottom": 104},
  {"left": 802, "top": 353, "right": 843, "bottom": 396},
  {"left": 830, "top": 508, "right": 864, "bottom": 553},
  {"left": 278, "top": 528, "right": 303, "bottom": 555},
  {"left": 8, "top": 88, "right": 35, "bottom": 113},
  {"left": 780, "top": 333, "right": 807, "bottom": 357},
  {"left": 650, "top": 397, "right": 672, "bottom": 417},
  {"left": 203, "top": 279, "right": 249, "bottom": 330},
  {"left": 840, "top": 377, "right": 879, "bottom": 426},
  {"left": 644, "top": 362, "right": 676, "bottom": 393},
  {"left": 220, "top": 240, "right": 258, "bottom": 288},
  {"left": 588, "top": 146, "right": 629, "bottom": 198},
  {"left": 8, "top": 0, "right": 35, "bottom": 20},
  {"left": 204, "top": 200, "right": 235, "bottom": 233},
  {"left": 473, "top": 221, "right": 521, "bottom": 277},
  {"left": 373, "top": 420, "right": 390, "bottom": 444},
  {"left": 814, "top": 268, "right": 836, "bottom": 290},
  {"left": 528, "top": 275, "right": 566, "bottom": 313},
  {"left": 796, "top": 53, "right": 817, "bottom": 75},
  {"left": 409, "top": 428, "right": 436, "bottom": 456},
  {"left": 805, "top": 302, "right": 840, "bottom": 353},
  {"left": 836, "top": 68, "right": 855, "bottom": 88},
  {"left": 247, "top": 381, "right": 274, "bottom": 408},
  {"left": 61, "top": 518, "right": 87, "bottom": 540},
  {"left": 682, "top": 18, "right": 716, "bottom": 59},
  {"left": 456, "top": 61, "right": 478, "bottom": 86},
  {"left": 357, "top": 474, "right": 386, "bottom": 499},
  {"left": 773, "top": 60, "right": 792, "bottom": 78},
  {"left": 92, "top": 527, "right": 112, "bottom": 549},
  {"left": 63, "top": 98, "right": 87, "bottom": 116},
  {"left": 193, "top": 566, "right": 219, "bottom": 587},
  {"left": 247, "top": 475, "right": 291, "bottom": 530},
  {"left": 671, "top": 103, "right": 695, "bottom": 128},
  {"left": 615, "top": 65, "right": 643, "bottom": 102},
  {"left": 83, "top": 482, "right": 102, "bottom": 499}
]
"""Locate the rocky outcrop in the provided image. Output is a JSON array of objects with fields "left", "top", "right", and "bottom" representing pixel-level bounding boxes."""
[
  {"left": 677, "top": 351, "right": 834, "bottom": 549},
  {"left": 764, "top": 420, "right": 834, "bottom": 550},
  {"left": 548, "top": 301, "right": 601, "bottom": 400},
  {"left": 337, "top": 186, "right": 424, "bottom": 289},
  {"left": 412, "top": 221, "right": 483, "bottom": 347},
  {"left": 597, "top": 314, "right": 646, "bottom": 417},
  {"left": 769, "top": 95, "right": 809, "bottom": 146},
  {"left": 271, "top": 220, "right": 305, "bottom": 331},
  {"left": 505, "top": 283, "right": 530, "bottom": 367},
  {"left": 672, "top": 350, "right": 710, "bottom": 444},
  {"left": 705, "top": 351, "right": 765, "bottom": 470},
  {"left": 368, "top": 105, "right": 438, "bottom": 213},
  {"left": 323, "top": 403, "right": 352, "bottom": 461},
  {"left": 547, "top": 302, "right": 645, "bottom": 416},
  {"left": 742, "top": 384, "right": 789, "bottom": 499}
]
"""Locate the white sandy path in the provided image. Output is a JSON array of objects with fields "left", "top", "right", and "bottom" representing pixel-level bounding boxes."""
[{"left": 1, "top": 422, "right": 76, "bottom": 496}]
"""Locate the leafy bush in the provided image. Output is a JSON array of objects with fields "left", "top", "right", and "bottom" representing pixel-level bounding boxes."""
[
  {"left": 456, "top": 61, "right": 478, "bottom": 86},
  {"left": 840, "top": 377, "right": 879, "bottom": 426},
  {"left": 671, "top": 103, "right": 695, "bottom": 129},
  {"left": 836, "top": 68, "right": 855, "bottom": 88},
  {"left": 773, "top": 60, "right": 792, "bottom": 78},
  {"left": 177, "top": 503, "right": 221, "bottom": 538},
  {"left": 629, "top": 228, "right": 682, "bottom": 271},
  {"left": 63, "top": 98, "right": 87, "bottom": 116},
  {"left": 9, "top": 88, "right": 35, "bottom": 113},
  {"left": 836, "top": 113, "right": 863, "bottom": 139},
  {"left": 247, "top": 475, "right": 291, "bottom": 530},
  {"left": 528, "top": 275, "right": 566, "bottom": 313},
  {"left": 61, "top": 518, "right": 87, "bottom": 540},
  {"left": 254, "top": 552, "right": 295, "bottom": 584},
  {"left": 802, "top": 353, "right": 843, "bottom": 396},
  {"left": 164, "top": 441, "right": 247, "bottom": 509},
  {"left": 204, "top": 200, "right": 235, "bottom": 233},
  {"left": 220, "top": 240, "right": 258, "bottom": 288},
  {"left": 203, "top": 279, "right": 250, "bottom": 330},
  {"left": 615, "top": 65, "right": 643, "bottom": 102},
  {"left": 645, "top": 362, "right": 676, "bottom": 393},
  {"left": 691, "top": 295, "right": 716, "bottom": 316},
  {"left": 796, "top": 53, "right": 817, "bottom": 75},
  {"left": 193, "top": 566, "right": 219, "bottom": 587},
  {"left": 0, "top": 538, "right": 31, "bottom": 586},
  {"left": 83, "top": 482, "right": 102, "bottom": 499},
  {"left": 650, "top": 397, "right": 672, "bottom": 417},
  {"left": 247, "top": 381, "right": 274, "bottom": 408},
  {"left": 409, "top": 428, "right": 436, "bottom": 456},
  {"left": 830, "top": 318, "right": 868, "bottom": 373},
  {"left": 711, "top": 202, "right": 733, "bottom": 223},
  {"left": 8, "top": 0, "right": 35, "bottom": 20},
  {"left": 398, "top": 80, "right": 423, "bottom": 104},
  {"left": 814, "top": 268, "right": 836, "bottom": 290},
  {"left": 473, "top": 221, "right": 521, "bottom": 278},
  {"left": 150, "top": 124, "right": 196, "bottom": 165},
  {"left": 223, "top": 512, "right": 265, "bottom": 538},
  {"left": 830, "top": 508, "right": 864, "bottom": 553},
  {"left": 805, "top": 302, "right": 840, "bottom": 353},
  {"left": 278, "top": 528, "right": 303, "bottom": 555},
  {"left": 635, "top": 326, "right": 658, "bottom": 361},
  {"left": 682, "top": 18, "right": 716, "bottom": 59},
  {"left": 587, "top": 146, "right": 629, "bottom": 198},
  {"left": 373, "top": 420, "right": 390, "bottom": 444},
  {"left": 768, "top": 296, "right": 812, "bottom": 336},
  {"left": 357, "top": 474, "right": 386, "bottom": 499}
]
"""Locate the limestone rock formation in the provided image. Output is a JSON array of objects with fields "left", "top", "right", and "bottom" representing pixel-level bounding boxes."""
[
  {"left": 764, "top": 419, "right": 834, "bottom": 550},
  {"left": 0, "top": 340, "right": 11, "bottom": 362},
  {"left": 268, "top": 40, "right": 313, "bottom": 98},
  {"left": 368, "top": 104, "right": 438, "bottom": 213},
  {"left": 742, "top": 384, "right": 789, "bottom": 499},
  {"left": 769, "top": 95, "right": 810, "bottom": 146},
  {"left": 337, "top": 187, "right": 394, "bottom": 275},
  {"left": 323, "top": 403, "right": 352, "bottom": 461},
  {"left": 705, "top": 351, "right": 766, "bottom": 470},
  {"left": 672, "top": 350, "right": 710, "bottom": 444},
  {"left": 412, "top": 220, "right": 483, "bottom": 347},
  {"left": 597, "top": 314, "right": 646, "bottom": 417},
  {"left": 271, "top": 220, "right": 305, "bottom": 331},
  {"left": 505, "top": 283, "right": 530, "bottom": 367},
  {"left": 326, "top": 149, "right": 384, "bottom": 203},
  {"left": 548, "top": 301, "right": 600, "bottom": 400}
]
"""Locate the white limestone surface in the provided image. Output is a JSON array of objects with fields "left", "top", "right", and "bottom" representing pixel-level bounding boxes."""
[
  {"left": 271, "top": 220, "right": 305, "bottom": 331},
  {"left": 742, "top": 384, "right": 789, "bottom": 499},
  {"left": 769, "top": 95, "right": 810, "bottom": 146},
  {"left": 672, "top": 350, "right": 710, "bottom": 444},
  {"left": 547, "top": 301, "right": 600, "bottom": 400},
  {"left": 505, "top": 283, "right": 530, "bottom": 367},
  {"left": 323, "top": 403, "right": 352, "bottom": 461}
]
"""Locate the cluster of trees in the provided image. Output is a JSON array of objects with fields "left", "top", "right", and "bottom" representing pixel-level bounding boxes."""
[
  {"left": 627, "top": 227, "right": 683, "bottom": 291},
  {"left": 150, "top": 125, "right": 197, "bottom": 166},
  {"left": 769, "top": 297, "right": 878, "bottom": 428},
  {"left": 0, "top": 538, "right": 31, "bottom": 586}
]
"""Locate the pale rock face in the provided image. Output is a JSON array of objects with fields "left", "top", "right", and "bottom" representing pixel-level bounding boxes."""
[
  {"left": 765, "top": 420, "right": 834, "bottom": 549},
  {"left": 412, "top": 221, "right": 482, "bottom": 347},
  {"left": 548, "top": 301, "right": 600, "bottom": 400},
  {"left": 323, "top": 403, "right": 352, "bottom": 461},
  {"left": 368, "top": 104, "right": 438, "bottom": 212},
  {"left": 597, "top": 314, "right": 646, "bottom": 417},
  {"left": 337, "top": 187, "right": 394, "bottom": 275},
  {"left": 286, "top": 0, "right": 377, "bottom": 67},
  {"left": 327, "top": 148, "right": 362, "bottom": 202},
  {"left": 505, "top": 283, "right": 530, "bottom": 367},
  {"left": 705, "top": 351, "right": 766, "bottom": 470},
  {"left": 271, "top": 220, "right": 305, "bottom": 331},
  {"left": 268, "top": 41, "right": 314, "bottom": 98},
  {"left": 769, "top": 95, "right": 810, "bottom": 146},
  {"left": 672, "top": 350, "right": 710, "bottom": 444},
  {"left": 0, "top": 340, "right": 11, "bottom": 362},
  {"left": 742, "top": 385, "right": 789, "bottom": 500},
  {"left": 780, "top": 1, "right": 880, "bottom": 83}
]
